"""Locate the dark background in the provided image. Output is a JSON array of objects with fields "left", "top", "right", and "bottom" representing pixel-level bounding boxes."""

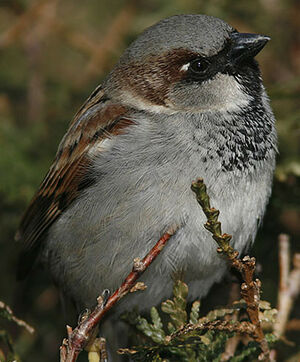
[{"left": 0, "top": 0, "right": 299, "bottom": 360}]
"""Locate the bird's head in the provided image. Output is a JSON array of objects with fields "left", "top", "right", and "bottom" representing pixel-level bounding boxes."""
[{"left": 104, "top": 14, "right": 270, "bottom": 114}]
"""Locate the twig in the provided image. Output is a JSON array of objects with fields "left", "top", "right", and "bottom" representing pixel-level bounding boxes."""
[
  {"left": 191, "top": 178, "right": 270, "bottom": 360},
  {"left": 0, "top": 300, "right": 34, "bottom": 334},
  {"left": 0, "top": 0, "right": 136, "bottom": 91},
  {"left": 85, "top": 337, "right": 107, "bottom": 362},
  {"left": 171, "top": 319, "right": 256, "bottom": 339},
  {"left": 81, "top": 0, "right": 137, "bottom": 85},
  {"left": 60, "top": 226, "right": 178, "bottom": 362},
  {"left": 285, "top": 318, "right": 300, "bottom": 331},
  {"left": 99, "top": 338, "right": 108, "bottom": 362},
  {"left": 23, "top": 0, "right": 58, "bottom": 123},
  {"left": 221, "top": 334, "right": 241, "bottom": 361},
  {"left": 0, "top": 0, "right": 51, "bottom": 48},
  {"left": 51, "top": 0, "right": 137, "bottom": 86},
  {"left": 274, "top": 234, "right": 300, "bottom": 338},
  {"left": 222, "top": 282, "right": 241, "bottom": 361}
]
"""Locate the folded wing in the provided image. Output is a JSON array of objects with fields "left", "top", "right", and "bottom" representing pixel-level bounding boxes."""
[{"left": 16, "top": 86, "right": 134, "bottom": 278}]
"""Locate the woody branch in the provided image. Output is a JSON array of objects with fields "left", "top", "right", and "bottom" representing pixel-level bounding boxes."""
[
  {"left": 60, "top": 226, "right": 178, "bottom": 362},
  {"left": 274, "top": 234, "right": 300, "bottom": 338}
]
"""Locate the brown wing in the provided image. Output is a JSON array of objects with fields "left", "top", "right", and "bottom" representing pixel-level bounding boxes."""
[{"left": 16, "top": 86, "right": 134, "bottom": 277}]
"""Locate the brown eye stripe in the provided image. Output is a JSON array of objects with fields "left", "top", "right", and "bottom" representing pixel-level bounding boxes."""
[{"left": 114, "top": 48, "right": 199, "bottom": 106}]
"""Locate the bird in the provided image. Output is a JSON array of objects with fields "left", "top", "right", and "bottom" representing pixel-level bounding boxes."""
[{"left": 16, "top": 14, "right": 277, "bottom": 326}]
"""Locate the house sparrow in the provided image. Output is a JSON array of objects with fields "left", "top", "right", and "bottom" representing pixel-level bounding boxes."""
[{"left": 17, "top": 15, "right": 277, "bottom": 318}]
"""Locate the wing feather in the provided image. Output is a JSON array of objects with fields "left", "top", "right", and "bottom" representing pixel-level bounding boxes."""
[{"left": 16, "top": 86, "right": 134, "bottom": 277}]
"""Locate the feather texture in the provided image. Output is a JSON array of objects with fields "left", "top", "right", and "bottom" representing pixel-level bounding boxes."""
[{"left": 16, "top": 86, "right": 135, "bottom": 277}]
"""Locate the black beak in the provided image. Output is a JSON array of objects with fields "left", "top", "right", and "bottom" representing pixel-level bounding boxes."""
[{"left": 229, "top": 32, "right": 270, "bottom": 63}]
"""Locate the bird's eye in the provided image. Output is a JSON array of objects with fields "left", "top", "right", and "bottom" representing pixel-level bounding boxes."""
[{"left": 190, "top": 58, "right": 210, "bottom": 74}]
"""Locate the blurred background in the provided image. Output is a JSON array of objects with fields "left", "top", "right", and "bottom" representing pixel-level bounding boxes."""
[{"left": 0, "top": 0, "right": 299, "bottom": 361}]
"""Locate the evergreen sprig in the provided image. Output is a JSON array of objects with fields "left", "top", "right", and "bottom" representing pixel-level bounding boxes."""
[{"left": 119, "top": 280, "right": 277, "bottom": 361}]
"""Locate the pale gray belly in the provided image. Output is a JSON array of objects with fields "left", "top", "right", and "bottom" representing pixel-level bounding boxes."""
[
  {"left": 44, "top": 114, "right": 274, "bottom": 311},
  {"left": 45, "top": 152, "right": 271, "bottom": 312}
]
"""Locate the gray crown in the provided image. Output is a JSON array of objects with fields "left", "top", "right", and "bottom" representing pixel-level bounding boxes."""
[{"left": 123, "top": 14, "right": 234, "bottom": 60}]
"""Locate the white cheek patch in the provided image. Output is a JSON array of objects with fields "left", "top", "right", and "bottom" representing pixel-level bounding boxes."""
[
  {"left": 200, "top": 73, "right": 253, "bottom": 112},
  {"left": 180, "top": 63, "right": 190, "bottom": 72}
]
